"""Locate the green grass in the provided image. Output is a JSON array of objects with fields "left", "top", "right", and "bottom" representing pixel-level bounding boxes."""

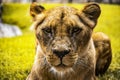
[
  {"left": 0, "top": 32, "right": 35, "bottom": 80},
  {"left": 0, "top": 3, "right": 120, "bottom": 80}
]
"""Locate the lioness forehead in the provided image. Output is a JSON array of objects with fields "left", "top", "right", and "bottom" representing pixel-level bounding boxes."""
[
  {"left": 47, "top": 6, "right": 77, "bottom": 17},
  {"left": 37, "top": 6, "right": 79, "bottom": 27}
]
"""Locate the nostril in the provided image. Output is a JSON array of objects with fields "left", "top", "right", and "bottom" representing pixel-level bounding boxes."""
[
  {"left": 53, "top": 49, "right": 70, "bottom": 58},
  {"left": 63, "top": 50, "right": 70, "bottom": 55}
]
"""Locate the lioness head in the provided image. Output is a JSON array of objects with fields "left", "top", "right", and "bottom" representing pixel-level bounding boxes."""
[{"left": 30, "top": 2, "right": 101, "bottom": 72}]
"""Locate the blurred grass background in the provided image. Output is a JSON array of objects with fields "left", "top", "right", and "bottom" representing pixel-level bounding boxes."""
[{"left": 0, "top": 3, "right": 120, "bottom": 80}]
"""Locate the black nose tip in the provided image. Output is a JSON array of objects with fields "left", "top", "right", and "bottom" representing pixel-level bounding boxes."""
[{"left": 53, "top": 49, "right": 70, "bottom": 58}]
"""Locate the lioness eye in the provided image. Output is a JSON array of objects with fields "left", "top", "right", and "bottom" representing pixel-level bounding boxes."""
[
  {"left": 72, "top": 27, "right": 82, "bottom": 34},
  {"left": 42, "top": 27, "right": 52, "bottom": 34}
]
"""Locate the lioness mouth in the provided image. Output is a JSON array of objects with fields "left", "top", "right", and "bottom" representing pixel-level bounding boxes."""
[
  {"left": 56, "top": 63, "right": 66, "bottom": 67},
  {"left": 54, "top": 63, "right": 70, "bottom": 71},
  {"left": 55, "top": 57, "right": 68, "bottom": 67}
]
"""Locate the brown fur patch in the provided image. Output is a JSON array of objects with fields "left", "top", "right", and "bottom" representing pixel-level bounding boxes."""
[{"left": 92, "top": 32, "right": 112, "bottom": 76}]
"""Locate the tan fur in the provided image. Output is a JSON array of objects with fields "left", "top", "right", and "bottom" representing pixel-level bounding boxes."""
[
  {"left": 92, "top": 32, "right": 112, "bottom": 76},
  {"left": 27, "top": 2, "right": 112, "bottom": 80}
]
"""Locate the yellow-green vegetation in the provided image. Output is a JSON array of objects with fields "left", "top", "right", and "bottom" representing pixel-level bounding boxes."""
[
  {"left": 0, "top": 3, "right": 120, "bottom": 80},
  {"left": 0, "top": 32, "right": 35, "bottom": 80},
  {"left": 2, "top": 4, "right": 31, "bottom": 29}
]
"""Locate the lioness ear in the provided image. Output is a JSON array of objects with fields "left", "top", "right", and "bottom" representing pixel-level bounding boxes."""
[
  {"left": 81, "top": 3, "right": 101, "bottom": 29},
  {"left": 30, "top": 2, "right": 45, "bottom": 18},
  {"left": 83, "top": 2, "right": 101, "bottom": 21}
]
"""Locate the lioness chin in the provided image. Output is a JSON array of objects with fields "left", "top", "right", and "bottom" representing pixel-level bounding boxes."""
[{"left": 27, "top": 2, "right": 112, "bottom": 80}]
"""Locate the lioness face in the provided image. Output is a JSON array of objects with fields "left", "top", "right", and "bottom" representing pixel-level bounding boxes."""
[{"left": 30, "top": 3, "right": 100, "bottom": 72}]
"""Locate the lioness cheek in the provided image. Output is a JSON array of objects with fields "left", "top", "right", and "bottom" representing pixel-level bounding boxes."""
[
  {"left": 62, "top": 54, "right": 78, "bottom": 67},
  {"left": 46, "top": 55, "right": 61, "bottom": 66}
]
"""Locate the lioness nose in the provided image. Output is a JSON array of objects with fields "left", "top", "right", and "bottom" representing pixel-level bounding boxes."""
[{"left": 53, "top": 49, "right": 70, "bottom": 58}]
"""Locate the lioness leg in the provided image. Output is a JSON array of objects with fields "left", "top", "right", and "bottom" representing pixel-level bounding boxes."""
[{"left": 92, "top": 32, "right": 112, "bottom": 76}]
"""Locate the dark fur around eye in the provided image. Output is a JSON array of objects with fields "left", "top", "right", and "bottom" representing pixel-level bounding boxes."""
[
  {"left": 42, "top": 27, "right": 52, "bottom": 34},
  {"left": 72, "top": 27, "right": 82, "bottom": 34}
]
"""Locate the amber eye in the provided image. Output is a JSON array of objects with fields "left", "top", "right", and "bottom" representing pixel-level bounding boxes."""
[
  {"left": 42, "top": 27, "right": 52, "bottom": 34},
  {"left": 72, "top": 27, "right": 82, "bottom": 34}
]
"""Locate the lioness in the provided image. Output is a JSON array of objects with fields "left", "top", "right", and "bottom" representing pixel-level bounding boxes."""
[{"left": 27, "top": 2, "right": 112, "bottom": 80}]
